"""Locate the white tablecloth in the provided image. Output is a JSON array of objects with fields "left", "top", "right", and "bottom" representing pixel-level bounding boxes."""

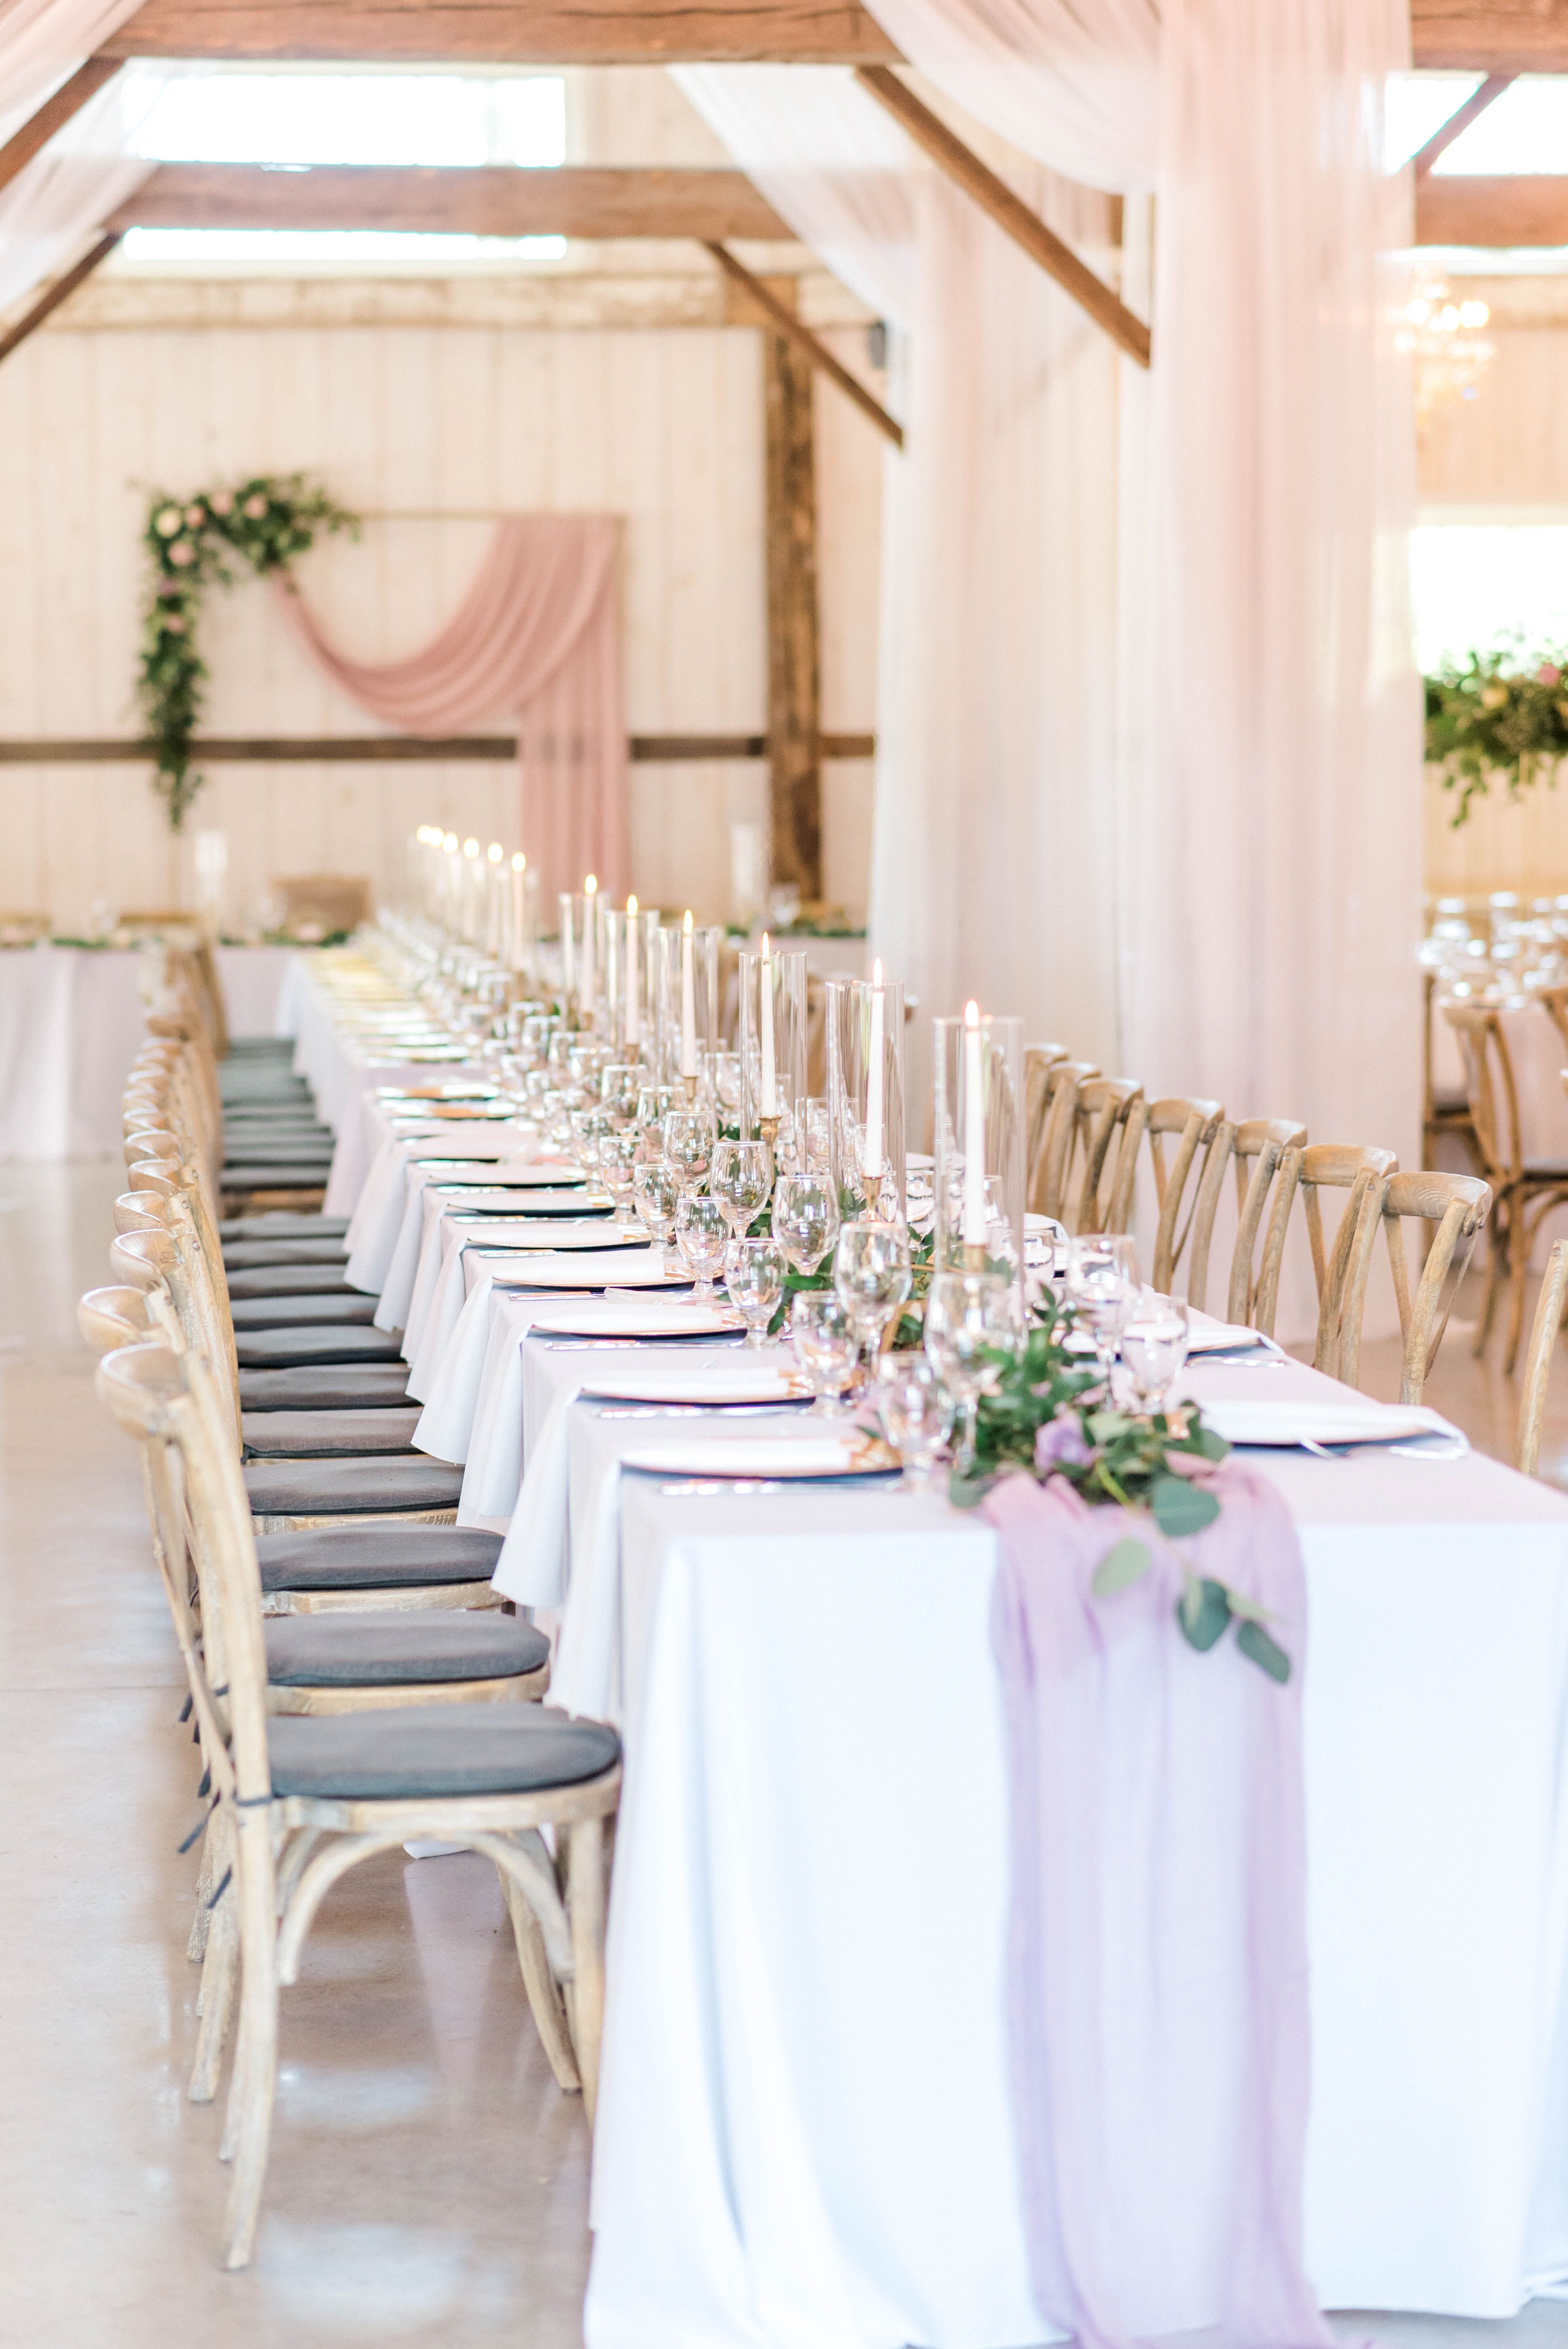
[
  {"left": 481, "top": 1335, "right": 1568, "bottom": 2338},
  {"left": 0, "top": 943, "right": 296, "bottom": 1160}
]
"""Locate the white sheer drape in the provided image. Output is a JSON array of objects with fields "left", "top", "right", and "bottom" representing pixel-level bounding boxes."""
[
  {"left": 0, "top": 60, "right": 164, "bottom": 313},
  {"left": 676, "top": 65, "right": 1127, "bottom": 1108},
  {"left": 0, "top": 0, "right": 143, "bottom": 140}
]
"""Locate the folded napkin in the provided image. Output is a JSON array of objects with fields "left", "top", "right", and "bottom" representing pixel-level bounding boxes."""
[
  {"left": 986, "top": 1464, "right": 1336, "bottom": 2349},
  {"left": 1202, "top": 1397, "right": 1460, "bottom": 1449}
]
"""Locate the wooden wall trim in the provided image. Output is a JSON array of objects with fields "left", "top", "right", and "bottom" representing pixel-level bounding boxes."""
[{"left": 0, "top": 732, "right": 877, "bottom": 764}]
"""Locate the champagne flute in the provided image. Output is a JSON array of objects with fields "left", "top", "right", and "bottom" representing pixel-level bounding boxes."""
[
  {"left": 924, "top": 1267, "right": 1020, "bottom": 1473},
  {"left": 725, "top": 1236, "right": 788, "bottom": 1346},
  {"left": 674, "top": 1189, "right": 728, "bottom": 1299},
  {"left": 790, "top": 1290, "right": 859, "bottom": 1415},
  {"left": 834, "top": 1218, "right": 913, "bottom": 1385},
  {"left": 711, "top": 1138, "right": 774, "bottom": 1248},
  {"left": 876, "top": 1352, "right": 955, "bottom": 1488},
  {"left": 772, "top": 1167, "right": 839, "bottom": 1276}
]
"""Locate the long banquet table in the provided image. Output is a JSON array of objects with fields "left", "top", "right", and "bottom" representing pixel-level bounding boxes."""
[{"left": 309, "top": 946, "right": 1568, "bottom": 2341}]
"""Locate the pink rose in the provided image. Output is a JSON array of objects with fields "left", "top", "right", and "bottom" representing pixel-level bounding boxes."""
[
  {"left": 208, "top": 490, "right": 233, "bottom": 517},
  {"left": 168, "top": 539, "right": 194, "bottom": 567},
  {"left": 162, "top": 613, "right": 186, "bottom": 634},
  {"left": 183, "top": 502, "right": 205, "bottom": 528},
  {"left": 154, "top": 506, "right": 182, "bottom": 538},
  {"left": 1538, "top": 665, "right": 1562, "bottom": 687},
  {"left": 243, "top": 493, "right": 268, "bottom": 520}
]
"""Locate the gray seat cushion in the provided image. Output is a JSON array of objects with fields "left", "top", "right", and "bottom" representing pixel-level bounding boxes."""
[
  {"left": 224, "top": 1144, "right": 336, "bottom": 1166},
  {"left": 235, "top": 1326, "right": 405, "bottom": 1368},
  {"left": 223, "top": 1167, "right": 333, "bottom": 1191},
  {"left": 224, "top": 1240, "right": 351, "bottom": 1271},
  {"left": 245, "top": 1454, "right": 463, "bottom": 1515},
  {"left": 227, "top": 1264, "right": 357, "bottom": 1300},
  {"left": 257, "top": 1523, "right": 500, "bottom": 1592},
  {"left": 264, "top": 1611, "right": 548, "bottom": 1686},
  {"left": 242, "top": 1407, "right": 422, "bottom": 1458},
  {"left": 230, "top": 1293, "right": 378, "bottom": 1329},
  {"left": 268, "top": 1703, "right": 617, "bottom": 1800},
  {"left": 221, "top": 1213, "right": 349, "bottom": 1241},
  {"left": 241, "top": 1363, "right": 412, "bottom": 1411}
]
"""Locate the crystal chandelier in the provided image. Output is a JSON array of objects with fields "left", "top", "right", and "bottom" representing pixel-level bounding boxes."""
[{"left": 1397, "top": 277, "right": 1496, "bottom": 425}]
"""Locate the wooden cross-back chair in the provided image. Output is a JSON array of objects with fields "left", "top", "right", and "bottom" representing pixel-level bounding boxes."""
[
  {"left": 1066, "top": 1077, "right": 1145, "bottom": 1237},
  {"left": 94, "top": 1339, "right": 621, "bottom": 2270},
  {"left": 1519, "top": 1234, "right": 1568, "bottom": 1477},
  {"left": 1443, "top": 1001, "right": 1568, "bottom": 1372},
  {"left": 1026, "top": 1058, "right": 1099, "bottom": 1221},
  {"left": 1253, "top": 1143, "right": 1399, "bottom": 1373},
  {"left": 1179, "top": 1116, "right": 1308, "bottom": 1333},
  {"left": 1334, "top": 1169, "right": 1493, "bottom": 1403},
  {"left": 1023, "top": 1044, "right": 1069, "bottom": 1195},
  {"left": 1110, "top": 1096, "right": 1226, "bottom": 1298},
  {"left": 1422, "top": 972, "right": 1478, "bottom": 1167}
]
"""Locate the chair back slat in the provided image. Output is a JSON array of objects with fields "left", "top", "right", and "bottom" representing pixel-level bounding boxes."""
[{"left": 1519, "top": 1234, "right": 1568, "bottom": 1475}]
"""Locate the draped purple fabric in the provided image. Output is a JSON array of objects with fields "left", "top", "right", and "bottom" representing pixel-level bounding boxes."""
[
  {"left": 278, "top": 514, "right": 628, "bottom": 902},
  {"left": 985, "top": 1461, "right": 1338, "bottom": 2349}
]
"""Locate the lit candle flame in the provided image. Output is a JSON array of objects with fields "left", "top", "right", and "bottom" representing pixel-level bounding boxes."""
[
  {"left": 683, "top": 908, "right": 693, "bottom": 934},
  {"left": 487, "top": 842, "right": 502, "bottom": 865},
  {"left": 511, "top": 851, "right": 525, "bottom": 872}
]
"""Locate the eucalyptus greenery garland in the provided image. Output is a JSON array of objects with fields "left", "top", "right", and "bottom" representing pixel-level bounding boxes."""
[
  {"left": 138, "top": 472, "right": 358, "bottom": 830},
  {"left": 1425, "top": 640, "right": 1568, "bottom": 824}
]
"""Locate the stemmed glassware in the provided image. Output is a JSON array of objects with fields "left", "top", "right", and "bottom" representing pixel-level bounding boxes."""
[
  {"left": 923, "top": 1267, "right": 1021, "bottom": 1473},
  {"left": 663, "top": 1107, "right": 714, "bottom": 1195},
  {"left": 789, "top": 1291, "right": 859, "bottom": 1415},
  {"left": 598, "top": 1127, "right": 641, "bottom": 1222},
  {"left": 632, "top": 1158, "right": 680, "bottom": 1252},
  {"left": 834, "top": 1219, "right": 913, "bottom": 1387},
  {"left": 601, "top": 1063, "right": 643, "bottom": 1129},
  {"left": 1115, "top": 1288, "right": 1191, "bottom": 1414},
  {"left": 876, "top": 1352, "right": 955, "bottom": 1488},
  {"left": 1066, "top": 1235, "right": 1139, "bottom": 1392},
  {"left": 772, "top": 1167, "right": 839, "bottom": 1277},
  {"left": 725, "top": 1236, "right": 788, "bottom": 1346},
  {"left": 710, "top": 1139, "right": 774, "bottom": 1252},
  {"left": 674, "top": 1190, "right": 728, "bottom": 1299}
]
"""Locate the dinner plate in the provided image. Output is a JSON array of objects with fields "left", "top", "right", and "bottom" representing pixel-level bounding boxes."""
[
  {"left": 581, "top": 1363, "right": 810, "bottom": 1407},
  {"left": 527, "top": 1299, "right": 745, "bottom": 1339},
  {"left": 377, "top": 1082, "right": 498, "bottom": 1101},
  {"left": 418, "top": 1159, "right": 582, "bottom": 1185},
  {"left": 458, "top": 1220, "right": 648, "bottom": 1250},
  {"left": 620, "top": 1433, "right": 899, "bottom": 1480},
  {"left": 1200, "top": 1398, "right": 1458, "bottom": 1449},
  {"left": 490, "top": 1254, "right": 694, "bottom": 1290}
]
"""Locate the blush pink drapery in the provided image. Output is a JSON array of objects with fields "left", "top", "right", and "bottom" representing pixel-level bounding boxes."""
[{"left": 278, "top": 513, "right": 628, "bottom": 903}]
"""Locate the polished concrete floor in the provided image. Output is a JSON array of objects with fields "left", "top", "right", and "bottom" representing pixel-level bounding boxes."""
[{"left": 6, "top": 1159, "right": 1568, "bottom": 2347}]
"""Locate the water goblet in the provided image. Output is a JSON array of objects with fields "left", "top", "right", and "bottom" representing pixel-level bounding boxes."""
[
  {"left": 711, "top": 1138, "right": 774, "bottom": 1247},
  {"left": 598, "top": 1127, "right": 641, "bottom": 1221},
  {"left": 1115, "top": 1288, "right": 1191, "bottom": 1416},
  {"left": 876, "top": 1352, "right": 955, "bottom": 1489},
  {"left": 674, "top": 1189, "right": 729, "bottom": 1300},
  {"left": 789, "top": 1290, "right": 859, "bottom": 1415},
  {"left": 772, "top": 1167, "right": 840, "bottom": 1276},
  {"left": 725, "top": 1236, "right": 788, "bottom": 1346},
  {"left": 923, "top": 1267, "right": 1021, "bottom": 1473},
  {"left": 664, "top": 1107, "right": 714, "bottom": 1194},
  {"left": 834, "top": 1218, "right": 913, "bottom": 1384},
  {"left": 601, "top": 1063, "right": 643, "bottom": 1129},
  {"left": 632, "top": 1158, "right": 680, "bottom": 1251},
  {"left": 1066, "top": 1234, "right": 1138, "bottom": 1391}
]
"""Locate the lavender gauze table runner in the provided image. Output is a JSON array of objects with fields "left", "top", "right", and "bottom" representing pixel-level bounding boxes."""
[{"left": 986, "top": 1461, "right": 1339, "bottom": 2349}]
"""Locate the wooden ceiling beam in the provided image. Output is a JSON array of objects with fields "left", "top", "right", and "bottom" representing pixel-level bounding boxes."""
[
  {"left": 98, "top": 0, "right": 900, "bottom": 65},
  {"left": 0, "top": 59, "right": 122, "bottom": 201},
  {"left": 705, "top": 242, "right": 902, "bottom": 446},
  {"left": 106, "top": 161, "right": 793, "bottom": 240},
  {"left": 1413, "top": 2, "right": 1568, "bottom": 73},
  {"left": 1412, "top": 72, "right": 1515, "bottom": 179},
  {"left": 1416, "top": 174, "right": 1568, "bottom": 245},
  {"left": 0, "top": 233, "right": 123, "bottom": 366}
]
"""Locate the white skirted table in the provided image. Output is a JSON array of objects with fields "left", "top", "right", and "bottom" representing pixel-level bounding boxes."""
[{"left": 0, "top": 943, "right": 298, "bottom": 1160}]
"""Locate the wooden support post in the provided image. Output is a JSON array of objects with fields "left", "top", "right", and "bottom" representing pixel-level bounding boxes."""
[
  {"left": 762, "top": 281, "right": 822, "bottom": 901},
  {"left": 0, "top": 59, "right": 121, "bottom": 200},
  {"left": 0, "top": 232, "right": 123, "bottom": 368},
  {"left": 705, "top": 242, "right": 902, "bottom": 449},
  {"left": 1412, "top": 72, "right": 1515, "bottom": 178},
  {"left": 854, "top": 64, "right": 1150, "bottom": 369}
]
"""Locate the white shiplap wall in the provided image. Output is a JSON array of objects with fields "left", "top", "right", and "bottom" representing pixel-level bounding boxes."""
[{"left": 0, "top": 308, "right": 882, "bottom": 930}]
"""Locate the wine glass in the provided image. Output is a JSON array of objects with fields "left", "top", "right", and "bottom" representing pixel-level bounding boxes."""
[
  {"left": 711, "top": 1138, "right": 774, "bottom": 1248},
  {"left": 632, "top": 1158, "right": 680, "bottom": 1251},
  {"left": 674, "top": 1189, "right": 728, "bottom": 1299},
  {"left": 1116, "top": 1288, "right": 1191, "bottom": 1415},
  {"left": 725, "top": 1236, "right": 788, "bottom": 1346},
  {"left": 924, "top": 1267, "right": 1021, "bottom": 1473},
  {"left": 790, "top": 1290, "right": 859, "bottom": 1415},
  {"left": 598, "top": 1127, "right": 641, "bottom": 1222},
  {"left": 772, "top": 1167, "right": 839, "bottom": 1276},
  {"left": 1066, "top": 1234, "right": 1138, "bottom": 1390},
  {"left": 876, "top": 1352, "right": 955, "bottom": 1488},
  {"left": 664, "top": 1107, "right": 714, "bottom": 1194},
  {"left": 834, "top": 1218, "right": 913, "bottom": 1384},
  {"left": 601, "top": 1063, "right": 643, "bottom": 1128}
]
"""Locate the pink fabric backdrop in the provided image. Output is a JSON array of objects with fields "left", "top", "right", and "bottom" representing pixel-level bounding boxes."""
[{"left": 278, "top": 514, "right": 628, "bottom": 902}]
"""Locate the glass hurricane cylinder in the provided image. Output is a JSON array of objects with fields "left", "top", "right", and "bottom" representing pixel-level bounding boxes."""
[
  {"left": 932, "top": 1013, "right": 1025, "bottom": 1305},
  {"left": 560, "top": 888, "right": 604, "bottom": 1025},
  {"left": 656, "top": 922, "right": 723, "bottom": 1100},
  {"left": 826, "top": 973, "right": 906, "bottom": 1224},
  {"left": 737, "top": 944, "right": 807, "bottom": 1158}
]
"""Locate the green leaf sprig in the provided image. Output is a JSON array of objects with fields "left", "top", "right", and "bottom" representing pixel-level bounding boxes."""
[
  {"left": 138, "top": 473, "right": 358, "bottom": 831},
  {"left": 1425, "top": 635, "right": 1568, "bottom": 825}
]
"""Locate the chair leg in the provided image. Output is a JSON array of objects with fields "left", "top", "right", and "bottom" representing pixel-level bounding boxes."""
[
  {"left": 189, "top": 1809, "right": 215, "bottom": 1961},
  {"left": 189, "top": 1886, "right": 238, "bottom": 2103},
  {"left": 220, "top": 1844, "right": 279, "bottom": 2271},
  {"left": 1476, "top": 1222, "right": 1504, "bottom": 1355},
  {"left": 497, "top": 1862, "right": 580, "bottom": 2094},
  {"left": 566, "top": 1817, "right": 608, "bottom": 2128},
  {"left": 1506, "top": 1218, "right": 1531, "bottom": 1377}
]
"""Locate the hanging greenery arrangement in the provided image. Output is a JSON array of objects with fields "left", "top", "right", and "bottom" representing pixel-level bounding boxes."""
[
  {"left": 1425, "top": 640, "right": 1568, "bottom": 825},
  {"left": 138, "top": 472, "right": 358, "bottom": 830}
]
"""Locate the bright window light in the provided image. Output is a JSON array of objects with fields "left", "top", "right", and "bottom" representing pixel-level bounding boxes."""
[
  {"left": 135, "top": 71, "right": 566, "bottom": 169},
  {"left": 1432, "top": 76, "right": 1568, "bottom": 174},
  {"left": 1413, "top": 524, "right": 1568, "bottom": 671},
  {"left": 1386, "top": 73, "right": 1482, "bottom": 171},
  {"left": 120, "top": 228, "right": 568, "bottom": 268}
]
